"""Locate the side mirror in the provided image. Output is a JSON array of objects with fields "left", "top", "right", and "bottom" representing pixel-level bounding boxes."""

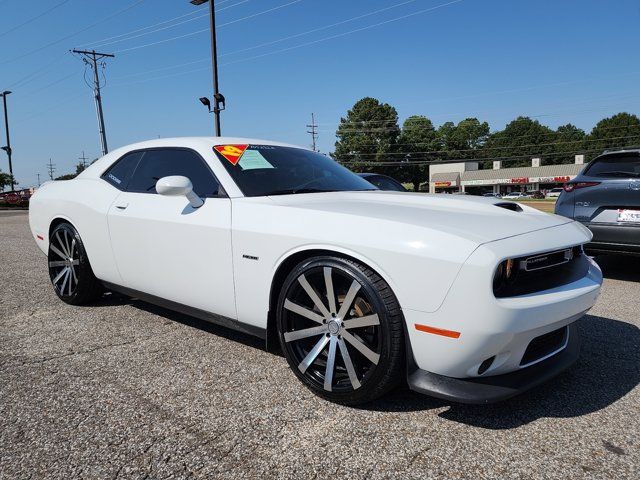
[{"left": 156, "top": 176, "right": 204, "bottom": 208}]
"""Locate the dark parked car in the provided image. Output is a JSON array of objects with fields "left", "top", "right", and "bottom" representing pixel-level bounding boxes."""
[
  {"left": 358, "top": 173, "right": 407, "bottom": 192},
  {"left": 555, "top": 148, "right": 640, "bottom": 255}
]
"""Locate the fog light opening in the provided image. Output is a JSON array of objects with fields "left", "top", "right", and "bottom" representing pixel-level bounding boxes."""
[{"left": 478, "top": 356, "right": 496, "bottom": 375}]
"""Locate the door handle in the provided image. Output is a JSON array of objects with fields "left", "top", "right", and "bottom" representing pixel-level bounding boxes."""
[{"left": 115, "top": 203, "right": 129, "bottom": 210}]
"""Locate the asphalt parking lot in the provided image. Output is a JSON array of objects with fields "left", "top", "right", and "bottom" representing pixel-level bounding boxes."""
[{"left": 1, "top": 210, "right": 638, "bottom": 479}]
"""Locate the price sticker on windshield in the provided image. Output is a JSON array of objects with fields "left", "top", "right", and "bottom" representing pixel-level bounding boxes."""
[{"left": 215, "top": 144, "right": 248, "bottom": 165}]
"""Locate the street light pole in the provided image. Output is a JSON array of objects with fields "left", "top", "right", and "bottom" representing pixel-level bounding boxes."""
[
  {"left": 0, "top": 91, "right": 14, "bottom": 191},
  {"left": 191, "top": 0, "right": 223, "bottom": 136}
]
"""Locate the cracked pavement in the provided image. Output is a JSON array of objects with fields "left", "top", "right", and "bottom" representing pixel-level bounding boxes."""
[{"left": 1, "top": 210, "right": 638, "bottom": 479}]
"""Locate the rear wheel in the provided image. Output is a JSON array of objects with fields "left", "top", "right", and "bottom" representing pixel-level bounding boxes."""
[
  {"left": 276, "top": 256, "right": 404, "bottom": 405},
  {"left": 48, "top": 222, "right": 103, "bottom": 305}
]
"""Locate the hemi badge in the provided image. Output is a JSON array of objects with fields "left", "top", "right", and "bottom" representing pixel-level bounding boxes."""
[{"left": 415, "top": 324, "right": 461, "bottom": 339}]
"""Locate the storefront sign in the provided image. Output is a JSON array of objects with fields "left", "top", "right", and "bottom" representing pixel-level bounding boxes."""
[
  {"left": 435, "top": 181, "right": 453, "bottom": 187},
  {"left": 462, "top": 174, "right": 576, "bottom": 187}
]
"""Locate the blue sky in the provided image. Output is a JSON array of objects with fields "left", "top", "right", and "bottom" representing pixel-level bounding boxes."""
[{"left": 1, "top": 0, "right": 639, "bottom": 187}]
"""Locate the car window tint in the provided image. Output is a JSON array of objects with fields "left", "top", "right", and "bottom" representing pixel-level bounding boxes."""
[
  {"left": 102, "top": 151, "right": 144, "bottom": 190},
  {"left": 369, "top": 176, "right": 405, "bottom": 192},
  {"left": 127, "top": 149, "right": 220, "bottom": 197},
  {"left": 585, "top": 155, "right": 640, "bottom": 177}
]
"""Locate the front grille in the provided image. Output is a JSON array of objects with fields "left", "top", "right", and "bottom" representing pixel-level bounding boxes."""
[
  {"left": 520, "top": 326, "right": 568, "bottom": 366},
  {"left": 520, "top": 248, "right": 574, "bottom": 272},
  {"left": 494, "top": 246, "right": 586, "bottom": 298}
]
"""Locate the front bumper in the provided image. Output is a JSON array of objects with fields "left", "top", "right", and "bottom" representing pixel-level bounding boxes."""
[
  {"left": 407, "top": 322, "right": 580, "bottom": 404},
  {"left": 401, "top": 221, "right": 602, "bottom": 403}
]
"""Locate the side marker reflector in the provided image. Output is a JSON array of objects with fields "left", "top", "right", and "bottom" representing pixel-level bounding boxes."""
[
  {"left": 415, "top": 324, "right": 460, "bottom": 339},
  {"left": 36, "top": 235, "right": 44, "bottom": 241}
]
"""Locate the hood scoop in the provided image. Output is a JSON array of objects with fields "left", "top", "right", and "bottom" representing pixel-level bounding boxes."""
[{"left": 495, "top": 202, "right": 523, "bottom": 212}]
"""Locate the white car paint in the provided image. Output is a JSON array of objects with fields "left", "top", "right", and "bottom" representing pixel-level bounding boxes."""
[{"left": 29, "top": 137, "right": 602, "bottom": 391}]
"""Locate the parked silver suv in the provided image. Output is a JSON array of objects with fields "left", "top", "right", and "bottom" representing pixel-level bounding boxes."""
[{"left": 555, "top": 148, "right": 640, "bottom": 255}]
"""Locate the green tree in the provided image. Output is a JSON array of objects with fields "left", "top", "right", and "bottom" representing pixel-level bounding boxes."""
[
  {"left": 587, "top": 112, "right": 640, "bottom": 155},
  {"left": 0, "top": 169, "right": 17, "bottom": 192},
  {"left": 482, "top": 116, "right": 557, "bottom": 166},
  {"left": 554, "top": 124, "right": 586, "bottom": 161},
  {"left": 55, "top": 161, "right": 89, "bottom": 181},
  {"left": 333, "top": 97, "right": 400, "bottom": 169},
  {"left": 396, "top": 115, "right": 439, "bottom": 191},
  {"left": 55, "top": 173, "right": 76, "bottom": 180},
  {"left": 75, "top": 161, "right": 87, "bottom": 175},
  {"left": 438, "top": 118, "right": 489, "bottom": 160}
]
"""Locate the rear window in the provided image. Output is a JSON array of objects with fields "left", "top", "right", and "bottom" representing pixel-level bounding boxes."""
[
  {"left": 584, "top": 155, "right": 640, "bottom": 178},
  {"left": 102, "top": 151, "right": 144, "bottom": 190}
]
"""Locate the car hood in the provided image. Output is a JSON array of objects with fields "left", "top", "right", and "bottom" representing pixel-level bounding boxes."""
[{"left": 267, "top": 191, "right": 572, "bottom": 244}]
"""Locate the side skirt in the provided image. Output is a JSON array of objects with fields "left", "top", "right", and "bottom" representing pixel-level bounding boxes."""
[{"left": 102, "top": 281, "right": 267, "bottom": 340}]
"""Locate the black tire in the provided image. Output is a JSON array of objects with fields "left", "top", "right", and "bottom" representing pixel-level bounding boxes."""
[
  {"left": 48, "top": 222, "right": 103, "bottom": 305},
  {"left": 276, "top": 256, "right": 404, "bottom": 405}
]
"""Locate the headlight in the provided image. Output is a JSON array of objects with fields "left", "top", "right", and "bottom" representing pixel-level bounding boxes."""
[{"left": 493, "top": 258, "right": 518, "bottom": 293}]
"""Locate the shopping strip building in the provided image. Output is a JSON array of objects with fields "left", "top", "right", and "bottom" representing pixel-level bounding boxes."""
[{"left": 429, "top": 155, "right": 586, "bottom": 195}]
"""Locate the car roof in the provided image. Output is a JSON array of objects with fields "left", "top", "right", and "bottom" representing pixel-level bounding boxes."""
[
  {"left": 113, "top": 136, "right": 305, "bottom": 152},
  {"left": 77, "top": 137, "right": 308, "bottom": 182},
  {"left": 599, "top": 147, "right": 640, "bottom": 156}
]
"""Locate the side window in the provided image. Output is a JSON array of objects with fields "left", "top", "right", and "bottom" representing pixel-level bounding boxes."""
[
  {"left": 101, "top": 151, "right": 144, "bottom": 190},
  {"left": 127, "top": 149, "right": 221, "bottom": 197}
]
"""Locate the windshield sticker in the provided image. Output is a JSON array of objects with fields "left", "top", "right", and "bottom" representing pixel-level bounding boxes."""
[
  {"left": 215, "top": 144, "right": 248, "bottom": 165},
  {"left": 238, "top": 150, "right": 274, "bottom": 170}
]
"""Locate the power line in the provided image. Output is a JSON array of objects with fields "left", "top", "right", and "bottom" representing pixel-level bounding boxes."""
[
  {"left": 108, "top": 0, "right": 460, "bottom": 84},
  {"left": 0, "top": 0, "right": 71, "bottom": 39},
  {"left": 336, "top": 133, "right": 640, "bottom": 158},
  {"left": 114, "top": 0, "right": 304, "bottom": 54},
  {"left": 0, "top": 0, "right": 144, "bottom": 65},
  {"left": 220, "top": 0, "right": 466, "bottom": 67},
  {"left": 219, "top": 0, "right": 421, "bottom": 58},
  {"left": 89, "top": 0, "right": 251, "bottom": 49},
  {"left": 338, "top": 148, "right": 609, "bottom": 167},
  {"left": 307, "top": 113, "right": 318, "bottom": 151},
  {"left": 109, "top": 0, "right": 423, "bottom": 79}
]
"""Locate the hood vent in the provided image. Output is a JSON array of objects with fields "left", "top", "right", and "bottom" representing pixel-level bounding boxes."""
[{"left": 495, "top": 202, "right": 523, "bottom": 212}]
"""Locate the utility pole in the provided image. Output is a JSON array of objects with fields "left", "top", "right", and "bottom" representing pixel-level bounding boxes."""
[
  {"left": 78, "top": 150, "right": 88, "bottom": 169},
  {"left": 72, "top": 49, "right": 114, "bottom": 156},
  {"left": 0, "top": 91, "right": 14, "bottom": 191},
  {"left": 47, "top": 159, "right": 55, "bottom": 180},
  {"left": 37, "top": 173, "right": 41, "bottom": 186},
  {"left": 307, "top": 113, "right": 318, "bottom": 152},
  {"left": 190, "top": 0, "right": 224, "bottom": 136}
]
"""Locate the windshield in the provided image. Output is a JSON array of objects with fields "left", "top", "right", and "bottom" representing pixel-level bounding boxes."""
[
  {"left": 365, "top": 175, "right": 407, "bottom": 192},
  {"left": 214, "top": 144, "right": 377, "bottom": 196},
  {"left": 585, "top": 155, "right": 640, "bottom": 178}
]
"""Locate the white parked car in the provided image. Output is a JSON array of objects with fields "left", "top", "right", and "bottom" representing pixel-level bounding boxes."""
[
  {"left": 503, "top": 191, "right": 530, "bottom": 200},
  {"left": 546, "top": 187, "right": 564, "bottom": 198},
  {"left": 29, "top": 138, "right": 602, "bottom": 405}
]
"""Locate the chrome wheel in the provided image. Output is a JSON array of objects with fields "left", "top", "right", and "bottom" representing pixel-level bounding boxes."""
[
  {"left": 48, "top": 227, "right": 80, "bottom": 297},
  {"left": 281, "top": 265, "right": 382, "bottom": 393}
]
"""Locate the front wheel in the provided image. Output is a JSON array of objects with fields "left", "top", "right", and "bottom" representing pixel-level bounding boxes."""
[
  {"left": 48, "top": 222, "right": 103, "bottom": 305},
  {"left": 276, "top": 256, "right": 405, "bottom": 405}
]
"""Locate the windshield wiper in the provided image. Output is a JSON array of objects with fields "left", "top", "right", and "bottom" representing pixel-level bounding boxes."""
[
  {"left": 265, "top": 188, "right": 339, "bottom": 196},
  {"left": 596, "top": 170, "right": 640, "bottom": 177}
]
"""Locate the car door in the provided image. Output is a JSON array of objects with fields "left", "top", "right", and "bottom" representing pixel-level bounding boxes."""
[{"left": 106, "top": 147, "right": 236, "bottom": 320}]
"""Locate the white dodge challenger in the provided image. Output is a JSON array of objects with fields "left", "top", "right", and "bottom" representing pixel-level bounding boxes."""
[{"left": 29, "top": 137, "right": 603, "bottom": 405}]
